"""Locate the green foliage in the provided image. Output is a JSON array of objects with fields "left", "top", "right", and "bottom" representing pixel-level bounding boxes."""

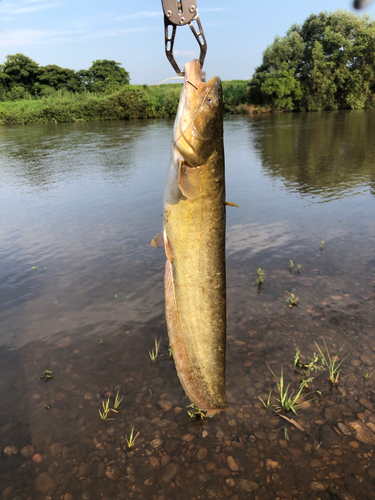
[
  {"left": 253, "top": 268, "right": 265, "bottom": 286},
  {"left": 248, "top": 10, "right": 375, "bottom": 111},
  {"left": 82, "top": 59, "right": 130, "bottom": 93},
  {"left": 314, "top": 338, "right": 350, "bottom": 384}
]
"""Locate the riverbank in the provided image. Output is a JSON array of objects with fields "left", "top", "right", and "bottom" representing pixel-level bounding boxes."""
[{"left": 0, "top": 81, "right": 270, "bottom": 126}]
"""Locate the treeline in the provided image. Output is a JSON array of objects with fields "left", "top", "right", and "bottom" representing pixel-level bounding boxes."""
[
  {"left": 248, "top": 10, "right": 375, "bottom": 111},
  {"left": 0, "top": 53, "right": 249, "bottom": 125},
  {"left": 0, "top": 54, "right": 130, "bottom": 101}
]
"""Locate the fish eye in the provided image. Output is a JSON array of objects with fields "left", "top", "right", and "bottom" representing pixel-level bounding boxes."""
[{"left": 207, "top": 97, "right": 213, "bottom": 104}]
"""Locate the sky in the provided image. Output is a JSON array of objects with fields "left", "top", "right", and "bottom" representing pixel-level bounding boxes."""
[{"left": 0, "top": 0, "right": 374, "bottom": 85}]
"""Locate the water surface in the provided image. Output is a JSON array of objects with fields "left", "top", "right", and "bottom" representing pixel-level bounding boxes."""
[{"left": 1, "top": 112, "right": 375, "bottom": 500}]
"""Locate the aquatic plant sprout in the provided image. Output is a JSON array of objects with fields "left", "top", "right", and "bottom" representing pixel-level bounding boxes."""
[{"left": 314, "top": 338, "right": 350, "bottom": 384}]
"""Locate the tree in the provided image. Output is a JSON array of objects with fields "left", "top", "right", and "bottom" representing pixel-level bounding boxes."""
[
  {"left": 82, "top": 59, "right": 130, "bottom": 92},
  {"left": 37, "top": 65, "right": 82, "bottom": 93},
  {"left": 248, "top": 10, "right": 375, "bottom": 111},
  {"left": 1, "top": 53, "right": 39, "bottom": 93}
]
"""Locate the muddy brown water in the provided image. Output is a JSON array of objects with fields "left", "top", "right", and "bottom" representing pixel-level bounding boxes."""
[{"left": 1, "top": 111, "right": 375, "bottom": 500}]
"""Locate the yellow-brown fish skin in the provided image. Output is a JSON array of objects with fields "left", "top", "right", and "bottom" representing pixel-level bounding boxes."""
[{"left": 163, "top": 59, "right": 226, "bottom": 416}]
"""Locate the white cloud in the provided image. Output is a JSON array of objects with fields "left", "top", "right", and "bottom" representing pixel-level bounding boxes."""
[
  {"left": 0, "top": 29, "right": 84, "bottom": 48},
  {"left": 2, "top": 1, "right": 61, "bottom": 14},
  {"left": 115, "top": 11, "right": 161, "bottom": 21}
]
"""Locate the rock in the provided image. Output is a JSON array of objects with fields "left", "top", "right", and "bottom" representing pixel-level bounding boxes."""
[
  {"left": 348, "top": 421, "right": 375, "bottom": 445},
  {"left": 325, "top": 405, "right": 342, "bottom": 420},
  {"left": 3, "top": 446, "right": 18, "bottom": 456},
  {"left": 161, "top": 455, "right": 171, "bottom": 467},
  {"left": 319, "top": 424, "right": 341, "bottom": 446},
  {"left": 36, "top": 473, "right": 56, "bottom": 495},
  {"left": 50, "top": 442, "right": 63, "bottom": 456},
  {"left": 359, "top": 398, "right": 373, "bottom": 411},
  {"left": 266, "top": 459, "right": 279, "bottom": 470},
  {"left": 157, "top": 463, "right": 179, "bottom": 487},
  {"left": 164, "top": 439, "right": 179, "bottom": 455},
  {"left": 83, "top": 392, "right": 93, "bottom": 400},
  {"left": 20, "top": 445, "right": 35, "bottom": 458},
  {"left": 218, "top": 468, "right": 231, "bottom": 477},
  {"left": 196, "top": 447, "right": 208, "bottom": 461},
  {"left": 227, "top": 456, "right": 239, "bottom": 471},
  {"left": 150, "top": 439, "right": 163, "bottom": 449},
  {"left": 149, "top": 456, "right": 160, "bottom": 468},
  {"left": 182, "top": 434, "right": 195, "bottom": 442},
  {"left": 349, "top": 441, "right": 359, "bottom": 448},
  {"left": 310, "top": 459, "right": 321, "bottom": 468},
  {"left": 105, "top": 466, "right": 120, "bottom": 480},
  {"left": 158, "top": 400, "right": 173, "bottom": 412},
  {"left": 236, "top": 479, "right": 258, "bottom": 493},
  {"left": 308, "top": 481, "right": 328, "bottom": 492},
  {"left": 63, "top": 494, "right": 73, "bottom": 500},
  {"left": 216, "top": 431, "right": 225, "bottom": 439},
  {"left": 32, "top": 453, "right": 42, "bottom": 463},
  {"left": 2, "top": 486, "right": 14, "bottom": 497},
  {"left": 225, "top": 478, "right": 235, "bottom": 487},
  {"left": 337, "top": 422, "right": 351, "bottom": 436},
  {"left": 202, "top": 430, "right": 208, "bottom": 438},
  {"left": 82, "top": 491, "right": 90, "bottom": 500}
]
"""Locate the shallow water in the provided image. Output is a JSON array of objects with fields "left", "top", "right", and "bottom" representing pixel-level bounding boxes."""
[{"left": 1, "top": 112, "right": 375, "bottom": 500}]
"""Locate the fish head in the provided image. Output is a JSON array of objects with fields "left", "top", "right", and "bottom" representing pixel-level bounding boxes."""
[{"left": 174, "top": 59, "right": 223, "bottom": 166}]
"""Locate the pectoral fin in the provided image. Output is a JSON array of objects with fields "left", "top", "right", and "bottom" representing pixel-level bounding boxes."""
[
  {"left": 178, "top": 160, "right": 201, "bottom": 200},
  {"left": 150, "top": 232, "right": 164, "bottom": 247},
  {"left": 225, "top": 201, "right": 239, "bottom": 208}
]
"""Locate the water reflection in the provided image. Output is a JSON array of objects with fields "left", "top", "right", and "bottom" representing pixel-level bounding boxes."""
[
  {"left": 249, "top": 110, "right": 375, "bottom": 201},
  {"left": 1, "top": 116, "right": 375, "bottom": 499}
]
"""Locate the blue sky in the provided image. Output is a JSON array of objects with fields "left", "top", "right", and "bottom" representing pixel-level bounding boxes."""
[{"left": 0, "top": 0, "right": 373, "bottom": 84}]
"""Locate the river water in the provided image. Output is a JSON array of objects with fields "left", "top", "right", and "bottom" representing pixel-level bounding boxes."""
[{"left": 1, "top": 112, "right": 375, "bottom": 500}]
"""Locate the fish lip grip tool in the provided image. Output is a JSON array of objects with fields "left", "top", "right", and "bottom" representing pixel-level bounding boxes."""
[{"left": 161, "top": 0, "right": 207, "bottom": 76}]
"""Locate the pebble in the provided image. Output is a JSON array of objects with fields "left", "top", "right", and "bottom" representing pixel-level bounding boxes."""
[
  {"left": 157, "top": 463, "right": 179, "bottom": 487},
  {"left": 149, "top": 457, "right": 160, "bottom": 468},
  {"left": 32, "top": 453, "right": 43, "bottom": 463},
  {"left": 196, "top": 447, "right": 208, "bottom": 461},
  {"left": 3, "top": 446, "right": 18, "bottom": 456},
  {"left": 337, "top": 422, "right": 351, "bottom": 436},
  {"left": 227, "top": 456, "right": 239, "bottom": 471},
  {"left": 36, "top": 473, "right": 56, "bottom": 495},
  {"left": 82, "top": 491, "right": 91, "bottom": 499},
  {"left": 349, "top": 441, "right": 360, "bottom": 448},
  {"left": 181, "top": 434, "right": 195, "bottom": 442},
  {"left": 349, "top": 421, "right": 375, "bottom": 445},
  {"left": 310, "top": 459, "right": 321, "bottom": 468},
  {"left": 150, "top": 439, "right": 163, "bottom": 448},
  {"left": 308, "top": 481, "right": 328, "bottom": 492},
  {"left": 236, "top": 479, "right": 258, "bottom": 492},
  {"left": 202, "top": 430, "right": 208, "bottom": 438},
  {"left": 2, "top": 486, "right": 14, "bottom": 497},
  {"left": 158, "top": 400, "right": 173, "bottom": 412},
  {"left": 266, "top": 459, "right": 279, "bottom": 470},
  {"left": 20, "top": 445, "right": 35, "bottom": 458},
  {"left": 83, "top": 392, "right": 93, "bottom": 400},
  {"left": 216, "top": 431, "right": 225, "bottom": 439},
  {"left": 63, "top": 495, "right": 73, "bottom": 500},
  {"left": 161, "top": 455, "right": 171, "bottom": 467},
  {"left": 105, "top": 465, "right": 120, "bottom": 480}
]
